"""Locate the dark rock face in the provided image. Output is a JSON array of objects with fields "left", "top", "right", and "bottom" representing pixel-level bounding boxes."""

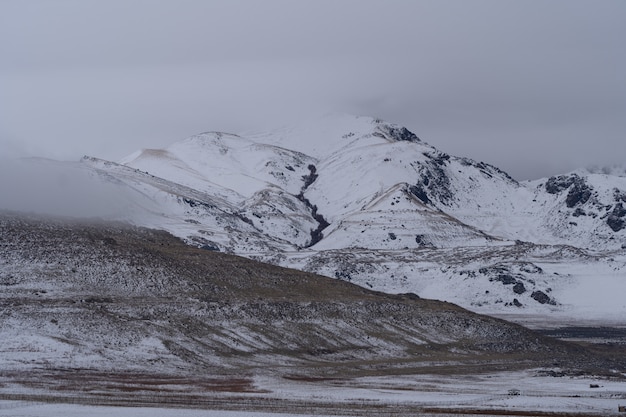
[
  {"left": 607, "top": 202, "right": 626, "bottom": 232},
  {"left": 494, "top": 274, "right": 518, "bottom": 285},
  {"left": 409, "top": 185, "right": 430, "bottom": 204},
  {"left": 566, "top": 181, "right": 592, "bottom": 208},
  {"left": 301, "top": 164, "right": 318, "bottom": 189},
  {"left": 544, "top": 175, "right": 593, "bottom": 208},
  {"left": 531, "top": 290, "right": 556, "bottom": 305},
  {"left": 545, "top": 175, "right": 578, "bottom": 194},
  {"left": 296, "top": 164, "right": 330, "bottom": 248},
  {"left": 374, "top": 125, "right": 420, "bottom": 143},
  {"left": 459, "top": 158, "right": 517, "bottom": 183},
  {"left": 513, "top": 282, "right": 526, "bottom": 294},
  {"left": 414, "top": 234, "right": 434, "bottom": 247},
  {"left": 409, "top": 153, "right": 453, "bottom": 206},
  {"left": 613, "top": 188, "right": 626, "bottom": 203}
]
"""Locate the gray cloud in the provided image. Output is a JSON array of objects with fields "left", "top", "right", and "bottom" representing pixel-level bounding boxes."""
[
  {"left": 1, "top": 0, "right": 625, "bottom": 180},
  {"left": 0, "top": 158, "right": 131, "bottom": 218}
]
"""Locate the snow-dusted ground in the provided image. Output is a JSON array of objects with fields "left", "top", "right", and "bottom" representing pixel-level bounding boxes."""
[
  {"left": 0, "top": 404, "right": 340, "bottom": 417},
  {"left": 257, "top": 372, "right": 626, "bottom": 414},
  {"left": 1, "top": 371, "right": 625, "bottom": 416}
]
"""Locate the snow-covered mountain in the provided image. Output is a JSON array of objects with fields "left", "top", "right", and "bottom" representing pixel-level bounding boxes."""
[{"left": 2, "top": 114, "right": 625, "bottom": 325}]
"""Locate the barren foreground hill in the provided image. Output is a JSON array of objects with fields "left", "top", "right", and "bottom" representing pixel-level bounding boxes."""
[{"left": 0, "top": 211, "right": 623, "bottom": 406}]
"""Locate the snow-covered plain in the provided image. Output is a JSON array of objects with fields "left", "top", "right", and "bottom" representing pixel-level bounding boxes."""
[
  {"left": 0, "top": 404, "right": 342, "bottom": 417},
  {"left": 1, "top": 371, "right": 625, "bottom": 416}
]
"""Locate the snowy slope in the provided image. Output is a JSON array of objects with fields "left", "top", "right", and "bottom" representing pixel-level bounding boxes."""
[{"left": 3, "top": 114, "right": 625, "bottom": 325}]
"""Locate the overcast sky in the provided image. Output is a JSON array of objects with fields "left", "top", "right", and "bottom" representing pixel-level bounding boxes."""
[{"left": 1, "top": 0, "right": 625, "bottom": 180}]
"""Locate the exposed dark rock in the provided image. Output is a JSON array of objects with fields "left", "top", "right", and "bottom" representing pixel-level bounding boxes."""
[
  {"left": 531, "top": 290, "right": 556, "bottom": 305},
  {"left": 415, "top": 234, "right": 428, "bottom": 246},
  {"left": 409, "top": 185, "right": 430, "bottom": 204},
  {"left": 237, "top": 214, "right": 254, "bottom": 226},
  {"left": 544, "top": 175, "right": 593, "bottom": 208},
  {"left": 296, "top": 164, "right": 330, "bottom": 247},
  {"left": 334, "top": 268, "right": 353, "bottom": 281},
  {"left": 296, "top": 195, "right": 330, "bottom": 247},
  {"left": 301, "top": 164, "right": 318, "bottom": 189},
  {"left": 607, "top": 203, "right": 626, "bottom": 232},
  {"left": 513, "top": 282, "right": 526, "bottom": 294},
  {"left": 519, "top": 263, "right": 543, "bottom": 274},
  {"left": 409, "top": 155, "right": 453, "bottom": 206},
  {"left": 458, "top": 158, "right": 516, "bottom": 183},
  {"left": 189, "top": 236, "right": 221, "bottom": 251},
  {"left": 572, "top": 208, "right": 586, "bottom": 217},
  {"left": 388, "top": 232, "right": 397, "bottom": 240},
  {"left": 432, "top": 153, "right": 451, "bottom": 166},
  {"left": 200, "top": 243, "right": 220, "bottom": 251},
  {"left": 491, "top": 274, "right": 517, "bottom": 285},
  {"left": 182, "top": 197, "right": 214, "bottom": 210},
  {"left": 374, "top": 125, "right": 420, "bottom": 143},
  {"left": 612, "top": 202, "right": 626, "bottom": 217},
  {"left": 513, "top": 298, "right": 523, "bottom": 307},
  {"left": 545, "top": 175, "right": 578, "bottom": 194},
  {"left": 566, "top": 181, "right": 592, "bottom": 208}
]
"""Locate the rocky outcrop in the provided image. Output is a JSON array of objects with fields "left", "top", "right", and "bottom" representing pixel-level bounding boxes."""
[
  {"left": 374, "top": 124, "right": 420, "bottom": 143},
  {"left": 531, "top": 290, "right": 556, "bottom": 305},
  {"left": 607, "top": 202, "right": 626, "bottom": 232},
  {"left": 545, "top": 174, "right": 593, "bottom": 208},
  {"left": 409, "top": 152, "right": 453, "bottom": 206}
]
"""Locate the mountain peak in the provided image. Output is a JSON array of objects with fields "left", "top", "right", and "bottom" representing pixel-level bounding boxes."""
[
  {"left": 183, "top": 131, "right": 242, "bottom": 143},
  {"left": 373, "top": 123, "right": 421, "bottom": 143}
]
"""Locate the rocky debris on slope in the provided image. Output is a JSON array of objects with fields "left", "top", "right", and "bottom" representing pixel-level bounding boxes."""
[
  {"left": 541, "top": 173, "right": 626, "bottom": 240},
  {"left": 460, "top": 262, "right": 557, "bottom": 308}
]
